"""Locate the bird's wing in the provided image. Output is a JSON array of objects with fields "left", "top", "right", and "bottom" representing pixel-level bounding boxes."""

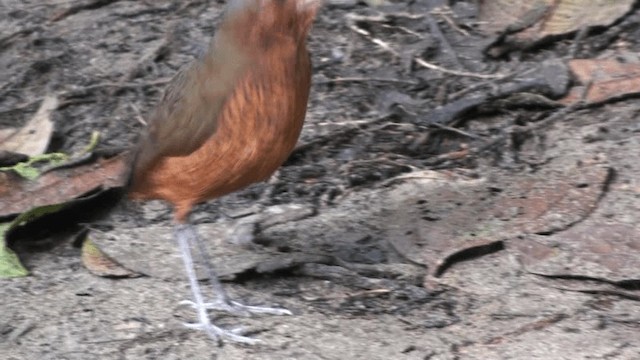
[{"left": 132, "top": 25, "right": 253, "bottom": 176}]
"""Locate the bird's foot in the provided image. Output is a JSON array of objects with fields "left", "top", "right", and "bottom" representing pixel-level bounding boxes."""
[
  {"left": 182, "top": 297, "right": 261, "bottom": 344},
  {"left": 183, "top": 319, "right": 259, "bottom": 344},
  {"left": 180, "top": 299, "right": 292, "bottom": 317}
]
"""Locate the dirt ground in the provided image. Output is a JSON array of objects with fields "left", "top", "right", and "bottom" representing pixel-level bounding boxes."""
[{"left": 2, "top": 1, "right": 640, "bottom": 359}]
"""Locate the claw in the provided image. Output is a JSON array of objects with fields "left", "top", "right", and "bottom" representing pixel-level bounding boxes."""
[
  {"left": 179, "top": 300, "right": 194, "bottom": 306},
  {"left": 179, "top": 299, "right": 292, "bottom": 316},
  {"left": 183, "top": 321, "right": 260, "bottom": 344},
  {"left": 227, "top": 301, "right": 293, "bottom": 316}
]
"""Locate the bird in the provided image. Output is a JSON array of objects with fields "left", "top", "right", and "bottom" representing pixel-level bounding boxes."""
[{"left": 127, "top": 0, "right": 320, "bottom": 344}]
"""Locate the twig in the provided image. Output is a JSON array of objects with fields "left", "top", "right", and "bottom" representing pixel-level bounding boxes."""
[
  {"left": 430, "top": 123, "right": 481, "bottom": 139},
  {"left": 512, "top": 81, "right": 591, "bottom": 134},
  {"left": 292, "top": 115, "right": 390, "bottom": 155},
  {"left": 50, "top": 0, "right": 124, "bottom": 22},
  {"left": 346, "top": 12, "right": 425, "bottom": 23},
  {"left": 129, "top": 103, "right": 147, "bottom": 126},
  {"left": 414, "top": 58, "right": 504, "bottom": 79},
  {"left": 315, "top": 77, "right": 418, "bottom": 85},
  {"left": 380, "top": 24, "right": 424, "bottom": 39},
  {"left": 448, "top": 68, "right": 533, "bottom": 100},
  {"left": 340, "top": 157, "right": 417, "bottom": 172},
  {"left": 431, "top": 6, "right": 470, "bottom": 36},
  {"left": 346, "top": 14, "right": 504, "bottom": 79},
  {"left": 425, "top": 12, "right": 463, "bottom": 69}
]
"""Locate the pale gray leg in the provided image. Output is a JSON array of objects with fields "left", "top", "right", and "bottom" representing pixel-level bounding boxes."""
[{"left": 174, "top": 224, "right": 291, "bottom": 343}]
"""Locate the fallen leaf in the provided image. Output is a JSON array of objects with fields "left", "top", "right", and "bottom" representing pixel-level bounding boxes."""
[
  {"left": 515, "top": 222, "right": 640, "bottom": 283},
  {"left": 81, "top": 235, "right": 141, "bottom": 278},
  {"left": 0, "top": 203, "right": 70, "bottom": 278},
  {"left": 478, "top": 0, "right": 551, "bottom": 36},
  {"left": 0, "top": 95, "right": 57, "bottom": 156},
  {"left": 538, "top": 0, "right": 632, "bottom": 37},
  {"left": 480, "top": 0, "right": 634, "bottom": 56},
  {"left": 0, "top": 223, "right": 29, "bottom": 278},
  {"left": 0, "top": 153, "right": 68, "bottom": 180},
  {"left": 0, "top": 153, "right": 129, "bottom": 278},
  {"left": 0, "top": 185, "right": 130, "bottom": 278},
  {"left": 510, "top": 151, "right": 640, "bottom": 285},
  {"left": 384, "top": 154, "right": 610, "bottom": 278},
  {"left": 561, "top": 58, "right": 640, "bottom": 105},
  {"left": 0, "top": 154, "right": 129, "bottom": 217}
]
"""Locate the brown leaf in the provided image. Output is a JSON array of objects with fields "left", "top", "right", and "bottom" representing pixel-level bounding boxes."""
[
  {"left": 511, "top": 157, "right": 640, "bottom": 284},
  {"left": 480, "top": 0, "right": 634, "bottom": 55},
  {"left": 514, "top": 222, "right": 640, "bottom": 283},
  {"left": 493, "top": 155, "right": 610, "bottom": 234},
  {"left": 0, "top": 154, "right": 129, "bottom": 217},
  {"left": 81, "top": 235, "right": 141, "bottom": 278},
  {"left": 561, "top": 58, "right": 640, "bottom": 105},
  {"left": 0, "top": 95, "right": 57, "bottom": 156},
  {"left": 384, "top": 155, "right": 610, "bottom": 277},
  {"left": 478, "top": 0, "right": 551, "bottom": 36},
  {"left": 537, "top": 0, "right": 632, "bottom": 37}
]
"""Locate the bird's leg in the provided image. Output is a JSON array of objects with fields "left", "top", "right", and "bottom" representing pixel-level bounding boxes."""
[
  {"left": 174, "top": 223, "right": 258, "bottom": 344},
  {"left": 175, "top": 223, "right": 291, "bottom": 317},
  {"left": 181, "top": 223, "right": 292, "bottom": 315}
]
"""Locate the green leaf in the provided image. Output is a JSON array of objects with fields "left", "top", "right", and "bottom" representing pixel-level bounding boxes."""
[
  {"left": 0, "top": 203, "right": 70, "bottom": 278},
  {"left": 0, "top": 223, "right": 29, "bottom": 278},
  {"left": 0, "top": 152, "right": 68, "bottom": 180},
  {"left": 11, "top": 162, "right": 40, "bottom": 180}
]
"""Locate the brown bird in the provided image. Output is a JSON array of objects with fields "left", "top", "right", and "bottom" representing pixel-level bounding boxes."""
[{"left": 128, "top": 0, "right": 320, "bottom": 343}]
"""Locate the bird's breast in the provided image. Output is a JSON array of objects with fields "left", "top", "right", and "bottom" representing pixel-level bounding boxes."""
[{"left": 129, "top": 53, "right": 310, "bottom": 215}]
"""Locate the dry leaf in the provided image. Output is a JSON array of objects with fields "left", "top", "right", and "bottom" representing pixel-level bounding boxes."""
[
  {"left": 538, "top": 0, "right": 633, "bottom": 37},
  {"left": 0, "top": 95, "right": 57, "bottom": 156},
  {"left": 561, "top": 58, "right": 640, "bottom": 104},
  {"left": 384, "top": 155, "right": 610, "bottom": 278},
  {"left": 81, "top": 235, "right": 141, "bottom": 278},
  {"left": 478, "top": 0, "right": 551, "bottom": 35},
  {"left": 480, "top": 0, "right": 634, "bottom": 55},
  {"left": 514, "top": 223, "right": 640, "bottom": 283},
  {"left": 0, "top": 154, "right": 129, "bottom": 217}
]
